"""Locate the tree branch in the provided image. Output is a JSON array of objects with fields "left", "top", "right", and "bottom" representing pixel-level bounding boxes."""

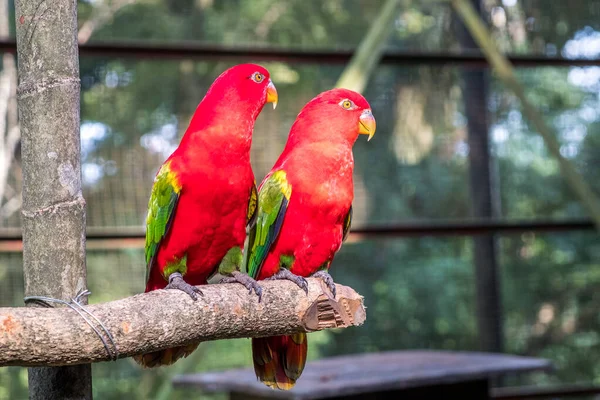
[
  {"left": 335, "top": 0, "right": 401, "bottom": 93},
  {"left": 0, "top": 0, "right": 20, "bottom": 209},
  {"left": 452, "top": 0, "right": 600, "bottom": 230},
  {"left": 254, "top": 0, "right": 291, "bottom": 39},
  {"left": 78, "top": 0, "right": 135, "bottom": 44},
  {"left": 0, "top": 64, "right": 10, "bottom": 138},
  {"left": 0, "top": 279, "right": 365, "bottom": 367},
  {"left": 0, "top": 192, "right": 21, "bottom": 218}
]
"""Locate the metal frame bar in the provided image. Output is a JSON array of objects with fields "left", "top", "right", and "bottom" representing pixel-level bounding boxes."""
[
  {"left": 2, "top": 39, "right": 600, "bottom": 66},
  {"left": 0, "top": 219, "right": 594, "bottom": 241},
  {"left": 0, "top": 219, "right": 594, "bottom": 252},
  {"left": 491, "top": 384, "right": 600, "bottom": 399}
]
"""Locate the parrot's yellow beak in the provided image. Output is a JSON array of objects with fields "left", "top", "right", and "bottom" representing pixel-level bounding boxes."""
[
  {"left": 266, "top": 80, "right": 278, "bottom": 110},
  {"left": 358, "top": 109, "right": 376, "bottom": 141}
]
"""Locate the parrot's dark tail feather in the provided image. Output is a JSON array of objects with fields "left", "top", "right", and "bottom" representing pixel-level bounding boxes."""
[
  {"left": 132, "top": 342, "right": 200, "bottom": 368},
  {"left": 252, "top": 333, "right": 308, "bottom": 390}
]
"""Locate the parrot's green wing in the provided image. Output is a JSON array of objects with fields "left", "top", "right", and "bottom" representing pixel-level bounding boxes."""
[
  {"left": 145, "top": 161, "right": 182, "bottom": 282},
  {"left": 342, "top": 205, "right": 352, "bottom": 242},
  {"left": 244, "top": 170, "right": 292, "bottom": 279}
]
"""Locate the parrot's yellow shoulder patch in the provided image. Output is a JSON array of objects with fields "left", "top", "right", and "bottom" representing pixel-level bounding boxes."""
[
  {"left": 270, "top": 170, "right": 292, "bottom": 200},
  {"left": 155, "top": 161, "right": 182, "bottom": 194}
]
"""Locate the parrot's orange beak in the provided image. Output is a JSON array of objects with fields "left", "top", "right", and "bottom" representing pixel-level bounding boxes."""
[
  {"left": 266, "top": 80, "right": 278, "bottom": 110},
  {"left": 358, "top": 109, "right": 376, "bottom": 141}
]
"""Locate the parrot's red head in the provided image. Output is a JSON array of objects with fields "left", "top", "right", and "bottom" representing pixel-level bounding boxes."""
[
  {"left": 184, "top": 63, "right": 278, "bottom": 144},
  {"left": 203, "top": 63, "right": 278, "bottom": 117},
  {"left": 287, "top": 88, "right": 376, "bottom": 147}
]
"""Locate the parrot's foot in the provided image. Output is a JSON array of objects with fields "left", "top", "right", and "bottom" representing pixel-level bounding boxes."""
[
  {"left": 220, "top": 271, "right": 263, "bottom": 302},
  {"left": 312, "top": 270, "right": 336, "bottom": 298},
  {"left": 266, "top": 269, "right": 308, "bottom": 294},
  {"left": 165, "top": 272, "right": 203, "bottom": 301}
]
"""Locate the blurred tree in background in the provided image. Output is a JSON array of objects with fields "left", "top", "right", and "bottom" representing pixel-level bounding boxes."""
[{"left": 1, "top": 0, "right": 600, "bottom": 398}]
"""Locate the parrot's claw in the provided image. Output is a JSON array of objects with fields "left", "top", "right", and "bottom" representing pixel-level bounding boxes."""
[
  {"left": 266, "top": 269, "right": 308, "bottom": 294},
  {"left": 312, "top": 270, "right": 336, "bottom": 298},
  {"left": 166, "top": 272, "right": 203, "bottom": 301},
  {"left": 220, "top": 271, "right": 263, "bottom": 302}
]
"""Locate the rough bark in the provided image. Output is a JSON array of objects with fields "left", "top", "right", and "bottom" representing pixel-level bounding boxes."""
[
  {"left": 0, "top": 279, "right": 366, "bottom": 367},
  {"left": 14, "top": 0, "right": 90, "bottom": 397}
]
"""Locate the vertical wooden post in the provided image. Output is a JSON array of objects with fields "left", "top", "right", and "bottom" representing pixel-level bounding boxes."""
[
  {"left": 455, "top": 0, "right": 504, "bottom": 353},
  {"left": 14, "top": 0, "right": 91, "bottom": 398}
]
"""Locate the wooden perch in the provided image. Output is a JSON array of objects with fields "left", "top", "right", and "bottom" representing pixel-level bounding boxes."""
[{"left": 0, "top": 279, "right": 365, "bottom": 367}]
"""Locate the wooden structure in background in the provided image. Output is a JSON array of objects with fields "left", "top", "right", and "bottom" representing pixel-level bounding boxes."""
[{"left": 173, "top": 351, "right": 552, "bottom": 400}]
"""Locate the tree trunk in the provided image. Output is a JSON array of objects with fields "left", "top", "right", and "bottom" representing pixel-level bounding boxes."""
[
  {"left": 13, "top": 0, "right": 90, "bottom": 398},
  {"left": 0, "top": 279, "right": 366, "bottom": 366}
]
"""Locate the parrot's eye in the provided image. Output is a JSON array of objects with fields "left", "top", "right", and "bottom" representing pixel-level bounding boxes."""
[
  {"left": 339, "top": 99, "right": 356, "bottom": 110},
  {"left": 251, "top": 72, "right": 265, "bottom": 83}
]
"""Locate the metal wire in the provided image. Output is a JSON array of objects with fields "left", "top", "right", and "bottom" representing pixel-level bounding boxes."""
[{"left": 24, "top": 289, "right": 119, "bottom": 361}]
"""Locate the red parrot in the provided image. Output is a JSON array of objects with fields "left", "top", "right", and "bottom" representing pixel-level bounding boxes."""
[
  {"left": 244, "top": 88, "right": 376, "bottom": 389},
  {"left": 133, "top": 63, "right": 278, "bottom": 368}
]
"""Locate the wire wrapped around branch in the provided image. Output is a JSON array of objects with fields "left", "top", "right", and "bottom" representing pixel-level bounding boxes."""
[{"left": 0, "top": 278, "right": 365, "bottom": 367}]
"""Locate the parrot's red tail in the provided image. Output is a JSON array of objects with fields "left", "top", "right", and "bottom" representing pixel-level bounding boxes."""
[
  {"left": 252, "top": 333, "right": 307, "bottom": 390},
  {"left": 132, "top": 342, "right": 199, "bottom": 368}
]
